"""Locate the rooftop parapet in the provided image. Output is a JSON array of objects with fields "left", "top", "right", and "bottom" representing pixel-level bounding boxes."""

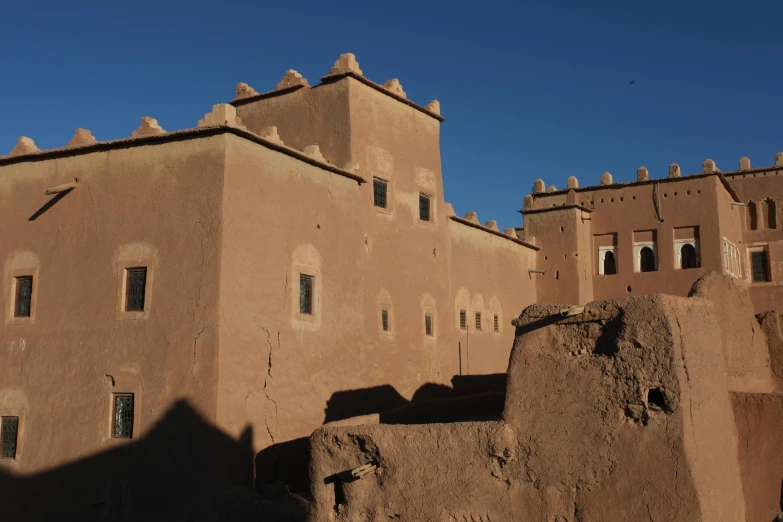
[
  {"left": 66, "top": 128, "right": 97, "bottom": 148},
  {"left": 198, "top": 104, "right": 246, "bottom": 130},
  {"left": 328, "top": 53, "right": 363, "bottom": 77},
  {"left": 303, "top": 145, "right": 327, "bottom": 163},
  {"left": 567, "top": 176, "right": 578, "bottom": 189},
  {"left": 669, "top": 164, "right": 681, "bottom": 178},
  {"left": 423, "top": 100, "right": 440, "bottom": 115},
  {"left": 533, "top": 179, "right": 545, "bottom": 194},
  {"left": 383, "top": 79, "right": 406, "bottom": 99},
  {"left": 739, "top": 157, "right": 751, "bottom": 170},
  {"left": 776, "top": 152, "right": 783, "bottom": 167},
  {"left": 702, "top": 158, "right": 719, "bottom": 173},
  {"left": 258, "top": 126, "right": 283, "bottom": 145},
  {"left": 600, "top": 172, "right": 613, "bottom": 185},
  {"left": 276, "top": 70, "right": 309, "bottom": 90},
  {"left": 637, "top": 167, "right": 648, "bottom": 181},
  {"left": 485, "top": 220, "right": 499, "bottom": 231},
  {"left": 547, "top": 185, "right": 556, "bottom": 192},
  {"left": 131, "top": 117, "right": 166, "bottom": 138},
  {"left": 523, "top": 194, "right": 534, "bottom": 210},
  {"left": 504, "top": 228, "right": 517, "bottom": 237},
  {"left": 464, "top": 211, "right": 480, "bottom": 224},
  {"left": 235, "top": 82, "right": 259, "bottom": 99},
  {"left": 7, "top": 137, "right": 39, "bottom": 156},
  {"left": 445, "top": 203, "right": 456, "bottom": 217}
]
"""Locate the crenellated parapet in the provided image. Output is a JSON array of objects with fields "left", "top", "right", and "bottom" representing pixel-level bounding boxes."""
[
  {"left": 66, "top": 128, "right": 97, "bottom": 147},
  {"left": 132, "top": 117, "right": 166, "bottom": 138},
  {"left": 276, "top": 70, "right": 309, "bottom": 90},
  {"left": 197, "top": 104, "right": 247, "bottom": 129}
]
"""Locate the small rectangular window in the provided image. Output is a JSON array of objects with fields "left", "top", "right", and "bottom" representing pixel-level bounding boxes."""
[
  {"left": 425, "top": 314, "right": 433, "bottom": 336},
  {"left": 494, "top": 314, "right": 499, "bottom": 333},
  {"left": 419, "top": 194, "right": 431, "bottom": 222},
  {"left": 299, "top": 275, "right": 313, "bottom": 314},
  {"left": 14, "top": 276, "right": 33, "bottom": 318},
  {"left": 373, "top": 178, "right": 388, "bottom": 209},
  {"left": 381, "top": 309, "right": 389, "bottom": 331},
  {"left": 113, "top": 394, "right": 134, "bottom": 439},
  {"left": 1, "top": 417, "right": 18, "bottom": 459},
  {"left": 459, "top": 309, "right": 466, "bottom": 330},
  {"left": 475, "top": 312, "right": 482, "bottom": 331},
  {"left": 125, "top": 268, "right": 147, "bottom": 311},
  {"left": 751, "top": 251, "right": 770, "bottom": 282}
]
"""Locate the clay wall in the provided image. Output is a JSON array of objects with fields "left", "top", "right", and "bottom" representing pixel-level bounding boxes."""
[
  {"left": 527, "top": 175, "right": 743, "bottom": 304},
  {"left": 310, "top": 292, "right": 748, "bottom": 521},
  {"left": 233, "top": 81, "right": 353, "bottom": 169},
  {"left": 445, "top": 219, "right": 537, "bottom": 377},
  {"left": 726, "top": 168, "right": 783, "bottom": 312},
  {"left": 731, "top": 392, "right": 783, "bottom": 522},
  {"left": 0, "top": 137, "right": 225, "bottom": 492},
  {"left": 523, "top": 206, "right": 593, "bottom": 305}
]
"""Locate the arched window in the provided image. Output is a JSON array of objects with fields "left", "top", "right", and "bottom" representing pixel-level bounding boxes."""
[
  {"left": 680, "top": 244, "right": 697, "bottom": 269},
  {"left": 748, "top": 201, "right": 758, "bottom": 230},
  {"left": 603, "top": 251, "right": 617, "bottom": 275},
  {"left": 640, "top": 247, "right": 656, "bottom": 272}
]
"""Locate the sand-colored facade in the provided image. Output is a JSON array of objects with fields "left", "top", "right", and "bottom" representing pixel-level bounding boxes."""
[
  {"left": 0, "top": 55, "right": 537, "bottom": 510},
  {"left": 522, "top": 158, "right": 783, "bottom": 313},
  {"left": 1, "top": 53, "right": 783, "bottom": 519}
]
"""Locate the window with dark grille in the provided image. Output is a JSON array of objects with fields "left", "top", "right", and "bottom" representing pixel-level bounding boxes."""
[
  {"left": 751, "top": 251, "right": 770, "bottom": 282},
  {"left": 299, "top": 275, "right": 313, "bottom": 314},
  {"left": 125, "top": 268, "right": 147, "bottom": 311},
  {"left": 14, "top": 276, "right": 32, "bottom": 318},
  {"left": 459, "top": 310, "right": 466, "bottom": 330},
  {"left": 1, "top": 417, "right": 18, "bottom": 459},
  {"left": 373, "top": 178, "right": 388, "bottom": 208},
  {"left": 475, "top": 312, "right": 482, "bottom": 331},
  {"left": 419, "top": 194, "right": 431, "bottom": 222},
  {"left": 640, "top": 247, "right": 656, "bottom": 272},
  {"left": 494, "top": 314, "right": 499, "bottom": 333},
  {"left": 425, "top": 314, "right": 433, "bottom": 336},
  {"left": 113, "top": 394, "right": 134, "bottom": 438},
  {"left": 381, "top": 309, "right": 389, "bottom": 331},
  {"left": 681, "top": 244, "right": 697, "bottom": 269}
]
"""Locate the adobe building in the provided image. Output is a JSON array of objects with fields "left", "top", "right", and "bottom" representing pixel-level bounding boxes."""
[{"left": 0, "top": 53, "right": 782, "bottom": 517}]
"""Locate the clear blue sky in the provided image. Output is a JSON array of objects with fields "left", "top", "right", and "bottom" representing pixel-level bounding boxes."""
[{"left": 3, "top": 1, "right": 782, "bottom": 230}]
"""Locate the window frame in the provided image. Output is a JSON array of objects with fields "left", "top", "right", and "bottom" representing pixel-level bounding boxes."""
[
  {"left": 749, "top": 247, "right": 771, "bottom": 283},
  {"left": 299, "top": 274, "right": 314, "bottom": 315},
  {"left": 372, "top": 177, "right": 389, "bottom": 209},
  {"left": 493, "top": 314, "right": 499, "bottom": 333},
  {"left": 634, "top": 242, "right": 658, "bottom": 273},
  {"left": 418, "top": 193, "right": 432, "bottom": 222},
  {"left": 597, "top": 246, "right": 617, "bottom": 275},
  {"left": 424, "top": 313, "right": 433, "bottom": 337},
  {"left": 14, "top": 276, "right": 33, "bottom": 318},
  {"left": 475, "top": 311, "right": 482, "bottom": 331},
  {"left": 7, "top": 267, "right": 38, "bottom": 325},
  {"left": 1, "top": 416, "right": 19, "bottom": 459},
  {"left": 124, "top": 267, "right": 147, "bottom": 312},
  {"left": 674, "top": 238, "right": 700, "bottom": 270},
  {"left": 459, "top": 309, "right": 467, "bottom": 330},
  {"left": 112, "top": 393, "right": 135, "bottom": 439},
  {"left": 116, "top": 259, "right": 154, "bottom": 320}
]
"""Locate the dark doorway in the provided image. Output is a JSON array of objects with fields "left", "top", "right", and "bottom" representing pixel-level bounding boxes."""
[{"left": 603, "top": 251, "right": 617, "bottom": 275}]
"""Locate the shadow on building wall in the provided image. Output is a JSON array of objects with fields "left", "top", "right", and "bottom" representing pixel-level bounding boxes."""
[
  {"left": 255, "top": 374, "right": 507, "bottom": 493},
  {"left": 0, "top": 378, "right": 505, "bottom": 519},
  {"left": 0, "top": 400, "right": 306, "bottom": 522}
]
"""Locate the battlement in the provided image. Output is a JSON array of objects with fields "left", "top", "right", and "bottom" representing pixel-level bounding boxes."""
[
  {"left": 529, "top": 152, "right": 783, "bottom": 204},
  {"left": 0, "top": 111, "right": 366, "bottom": 186},
  {"left": 229, "top": 53, "right": 444, "bottom": 122}
]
